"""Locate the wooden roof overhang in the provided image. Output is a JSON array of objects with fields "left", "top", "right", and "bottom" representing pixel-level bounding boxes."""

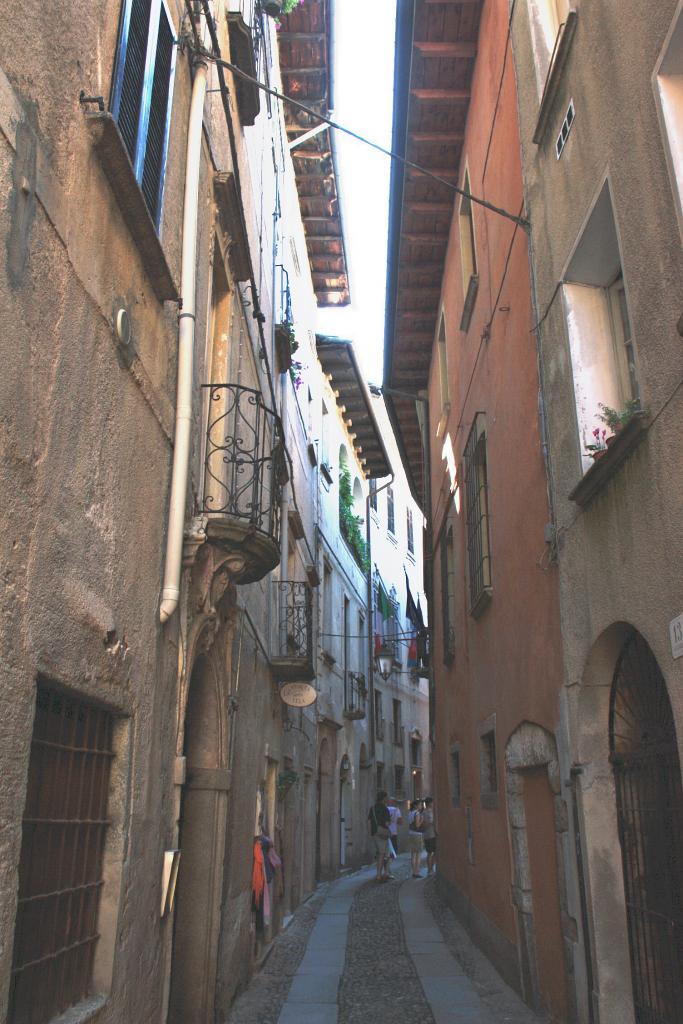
[
  {"left": 277, "top": 0, "right": 350, "bottom": 306},
  {"left": 383, "top": 0, "right": 481, "bottom": 509},
  {"left": 316, "top": 336, "right": 392, "bottom": 479}
]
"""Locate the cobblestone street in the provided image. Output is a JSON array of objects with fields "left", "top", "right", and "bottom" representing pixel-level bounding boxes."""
[{"left": 226, "top": 856, "right": 542, "bottom": 1024}]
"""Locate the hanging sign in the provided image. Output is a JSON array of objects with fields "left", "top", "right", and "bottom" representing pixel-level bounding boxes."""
[{"left": 279, "top": 682, "right": 317, "bottom": 708}]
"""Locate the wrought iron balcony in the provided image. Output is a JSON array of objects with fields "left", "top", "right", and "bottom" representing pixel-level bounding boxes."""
[
  {"left": 344, "top": 672, "right": 367, "bottom": 721},
  {"left": 270, "top": 581, "right": 314, "bottom": 681},
  {"left": 202, "top": 384, "right": 286, "bottom": 584}
]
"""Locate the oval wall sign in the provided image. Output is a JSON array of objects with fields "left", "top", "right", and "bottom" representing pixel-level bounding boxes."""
[{"left": 279, "top": 682, "right": 317, "bottom": 708}]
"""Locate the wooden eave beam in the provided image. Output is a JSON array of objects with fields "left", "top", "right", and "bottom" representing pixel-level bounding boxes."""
[
  {"left": 406, "top": 166, "right": 459, "bottom": 179},
  {"left": 281, "top": 67, "right": 327, "bottom": 75},
  {"left": 411, "top": 88, "right": 471, "bottom": 101},
  {"left": 413, "top": 41, "right": 477, "bottom": 57},
  {"left": 409, "top": 131, "right": 464, "bottom": 144},
  {"left": 401, "top": 233, "right": 449, "bottom": 244},
  {"left": 278, "top": 31, "right": 326, "bottom": 39},
  {"left": 405, "top": 202, "right": 453, "bottom": 213}
]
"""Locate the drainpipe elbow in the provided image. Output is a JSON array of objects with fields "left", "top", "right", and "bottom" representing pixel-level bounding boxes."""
[{"left": 160, "top": 589, "right": 180, "bottom": 623}]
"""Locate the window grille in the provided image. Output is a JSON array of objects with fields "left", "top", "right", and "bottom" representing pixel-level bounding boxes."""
[
  {"left": 463, "top": 414, "right": 492, "bottom": 613},
  {"left": 111, "top": 0, "right": 176, "bottom": 226},
  {"left": 480, "top": 730, "right": 497, "bottom": 795},
  {"left": 10, "top": 685, "right": 114, "bottom": 1023},
  {"left": 440, "top": 524, "right": 456, "bottom": 662},
  {"left": 394, "top": 766, "right": 404, "bottom": 797},
  {"left": 387, "top": 486, "right": 395, "bottom": 535},
  {"left": 407, "top": 508, "right": 414, "bottom": 554},
  {"left": 450, "top": 748, "right": 462, "bottom": 807}
]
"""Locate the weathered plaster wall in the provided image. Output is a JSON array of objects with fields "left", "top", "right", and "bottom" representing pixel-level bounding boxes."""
[
  {"left": 510, "top": 1, "right": 683, "bottom": 1021},
  {"left": 426, "top": 0, "right": 566, "bottom": 1004}
]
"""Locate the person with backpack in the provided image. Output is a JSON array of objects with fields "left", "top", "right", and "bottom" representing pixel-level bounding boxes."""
[
  {"left": 407, "top": 799, "right": 424, "bottom": 878},
  {"left": 368, "top": 790, "right": 392, "bottom": 882}
]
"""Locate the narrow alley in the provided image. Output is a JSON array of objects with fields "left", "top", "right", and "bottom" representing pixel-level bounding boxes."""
[{"left": 228, "top": 855, "right": 539, "bottom": 1024}]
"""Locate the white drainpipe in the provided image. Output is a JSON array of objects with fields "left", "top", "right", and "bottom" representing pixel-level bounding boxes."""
[{"left": 160, "top": 58, "right": 208, "bottom": 623}]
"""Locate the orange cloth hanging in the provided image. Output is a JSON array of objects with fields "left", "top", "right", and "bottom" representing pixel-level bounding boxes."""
[{"left": 252, "top": 838, "right": 265, "bottom": 908}]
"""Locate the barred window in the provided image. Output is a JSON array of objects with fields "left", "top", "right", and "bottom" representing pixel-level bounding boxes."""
[
  {"left": 463, "top": 413, "right": 492, "bottom": 615},
  {"left": 440, "top": 523, "right": 456, "bottom": 662},
  {"left": 394, "top": 765, "right": 404, "bottom": 797},
  {"left": 387, "top": 486, "right": 395, "bottom": 535},
  {"left": 10, "top": 685, "right": 114, "bottom": 1023}
]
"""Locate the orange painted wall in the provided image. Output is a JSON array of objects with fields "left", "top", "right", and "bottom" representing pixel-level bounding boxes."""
[{"left": 428, "top": 0, "right": 564, "bottom": 978}]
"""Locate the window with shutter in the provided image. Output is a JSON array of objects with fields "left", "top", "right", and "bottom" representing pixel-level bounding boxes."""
[{"left": 111, "top": 0, "right": 176, "bottom": 228}]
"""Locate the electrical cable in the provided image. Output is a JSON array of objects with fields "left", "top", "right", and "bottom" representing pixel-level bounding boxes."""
[{"left": 187, "top": 46, "right": 530, "bottom": 232}]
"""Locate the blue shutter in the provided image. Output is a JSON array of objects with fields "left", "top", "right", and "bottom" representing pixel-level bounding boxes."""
[
  {"left": 141, "top": 5, "right": 174, "bottom": 224},
  {"left": 116, "top": 0, "right": 152, "bottom": 164}
]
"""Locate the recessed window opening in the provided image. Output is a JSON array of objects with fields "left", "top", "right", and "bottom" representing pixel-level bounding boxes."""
[
  {"left": 480, "top": 729, "right": 497, "bottom": 795},
  {"left": 10, "top": 685, "right": 116, "bottom": 1023},
  {"left": 655, "top": 8, "right": 683, "bottom": 237},
  {"left": 450, "top": 746, "right": 462, "bottom": 807},
  {"left": 463, "top": 415, "right": 492, "bottom": 614},
  {"left": 458, "top": 171, "right": 478, "bottom": 293},
  {"left": 386, "top": 486, "right": 395, "bottom": 535},
  {"left": 437, "top": 314, "right": 450, "bottom": 417},
  {"left": 440, "top": 522, "right": 456, "bottom": 662},
  {"left": 406, "top": 508, "right": 415, "bottom": 555},
  {"left": 528, "top": 0, "right": 571, "bottom": 91},
  {"left": 111, "top": 0, "right": 177, "bottom": 227},
  {"left": 563, "top": 181, "right": 640, "bottom": 473}
]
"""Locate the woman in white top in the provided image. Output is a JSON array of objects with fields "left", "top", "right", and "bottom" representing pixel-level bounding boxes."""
[{"left": 407, "top": 800, "right": 424, "bottom": 878}]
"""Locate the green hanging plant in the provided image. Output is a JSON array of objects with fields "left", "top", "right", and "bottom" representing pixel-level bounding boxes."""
[
  {"left": 277, "top": 768, "right": 299, "bottom": 798},
  {"left": 339, "top": 465, "right": 369, "bottom": 573}
]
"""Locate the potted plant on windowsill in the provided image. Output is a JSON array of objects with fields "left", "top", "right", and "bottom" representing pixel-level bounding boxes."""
[
  {"left": 275, "top": 321, "right": 298, "bottom": 373},
  {"left": 585, "top": 427, "right": 608, "bottom": 461},
  {"left": 598, "top": 399, "right": 640, "bottom": 444}
]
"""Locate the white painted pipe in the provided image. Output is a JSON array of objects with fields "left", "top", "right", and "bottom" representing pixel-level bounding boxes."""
[{"left": 160, "top": 59, "right": 208, "bottom": 623}]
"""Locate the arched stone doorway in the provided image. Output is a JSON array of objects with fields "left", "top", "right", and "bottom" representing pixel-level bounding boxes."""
[
  {"left": 169, "top": 652, "right": 229, "bottom": 1023},
  {"left": 505, "top": 722, "right": 571, "bottom": 1021},
  {"left": 610, "top": 630, "right": 683, "bottom": 1022}
]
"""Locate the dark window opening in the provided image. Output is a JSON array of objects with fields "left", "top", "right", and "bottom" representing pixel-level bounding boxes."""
[{"left": 9, "top": 684, "right": 114, "bottom": 1024}]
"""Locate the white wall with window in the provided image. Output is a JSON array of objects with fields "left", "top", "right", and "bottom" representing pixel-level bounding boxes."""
[
  {"left": 562, "top": 181, "right": 640, "bottom": 473},
  {"left": 654, "top": 3, "right": 683, "bottom": 239}
]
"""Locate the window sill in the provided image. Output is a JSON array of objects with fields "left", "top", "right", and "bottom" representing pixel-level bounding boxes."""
[
  {"left": 568, "top": 411, "right": 650, "bottom": 507},
  {"left": 52, "top": 995, "right": 107, "bottom": 1024},
  {"left": 406, "top": 549, "right": 416, "bottom": 564},
  {"left": 533, "top": 10, "right": 578, "bottom": 145},
  {"left": 387, "top": 531, "right": 398, "bottom": 547},
  {"left": 84, "top": 112, "right": 178, "bottom": 303},
  {"left": 469, "top": 586, "right": 492, "bottom": 620},
  {"left": 459, "top": 274, "right": 479, "bottom": 332}
]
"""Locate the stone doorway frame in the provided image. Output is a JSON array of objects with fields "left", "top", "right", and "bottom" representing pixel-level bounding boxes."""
[{"left": 505, "top": 721, "right": 575, "bottom": 1019}]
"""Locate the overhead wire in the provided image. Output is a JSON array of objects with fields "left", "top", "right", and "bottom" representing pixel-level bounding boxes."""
[{"left": 186, "top": 45, "right": 530, "bottom": 232}]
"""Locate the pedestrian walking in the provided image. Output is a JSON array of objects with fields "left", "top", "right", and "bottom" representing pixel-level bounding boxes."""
[
  {"left": 422, "top": 796, "right": 436, "bottom": 875},
  {"left": 407, "top": 799, "right": 424, "bottom": 877},
  {"left": 388, "top": 797, "right": 403, "bottom": 855},
  {"left": 368, "top": 790, "right": 392, "bottom": 882}
]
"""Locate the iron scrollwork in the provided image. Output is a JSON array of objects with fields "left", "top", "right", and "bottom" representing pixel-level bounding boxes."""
[
  {"left": 202, "top": 383, "right": 285, "bottom": 544},
  {"left": 275, "top": 581, "right": 313, "bottom": 661}
]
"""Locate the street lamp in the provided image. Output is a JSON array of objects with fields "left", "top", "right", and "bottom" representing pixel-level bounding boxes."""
[{"left": 375, "top": 644, "right": 393, "bottom": 682}]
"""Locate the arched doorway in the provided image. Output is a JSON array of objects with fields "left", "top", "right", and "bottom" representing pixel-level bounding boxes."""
[
  {"left": 610, "top": 631, "right": 683, "bottom": 1022},
  {"left": 169, "top": 653, "right": 228, "bottom": 1023}
]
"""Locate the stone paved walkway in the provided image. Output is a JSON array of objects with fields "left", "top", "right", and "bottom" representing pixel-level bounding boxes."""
[{"left": 225, "top": 854, "right": 542, "bottom": 1024}]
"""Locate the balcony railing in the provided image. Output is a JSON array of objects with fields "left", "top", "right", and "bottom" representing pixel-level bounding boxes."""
[
  {"left": 270, "top": 581, "right": 314, "bottom": 681},
  {"left": 202, "top": 384, "right": 286, "bottom": 583},
  {"left": 344, "top": 672, "right": 367, "bottom": 720}
]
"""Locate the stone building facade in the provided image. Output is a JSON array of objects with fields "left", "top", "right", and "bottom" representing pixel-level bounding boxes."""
[
  {"left": 0, "top": 2, "right": 397, "bottom": 1023},
  {"left": 509, "top": 2, "right": 683, "bottom": 1022}
]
